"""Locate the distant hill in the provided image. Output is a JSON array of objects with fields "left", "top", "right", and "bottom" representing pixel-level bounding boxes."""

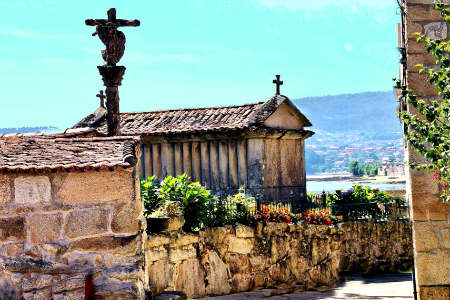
[
  {"left": 294, "top": 91, "right": 402, "bottom": 136},
  {"left": 293, "top": 91, "right": 405, "bottom": 174},
  {"left": 0, "top": 126, "right": 59, "bottom": 134}
]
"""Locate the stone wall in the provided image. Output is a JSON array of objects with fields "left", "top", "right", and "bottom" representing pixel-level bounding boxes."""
[
  {"left": 402, "top": 1, "right": 450, "bottom": 299},
  {"left": 0, "top": 168, "right": 146, "bottom": 300},
  {"left": 145, "top": 221, "right": 412, "bottom": 299}
]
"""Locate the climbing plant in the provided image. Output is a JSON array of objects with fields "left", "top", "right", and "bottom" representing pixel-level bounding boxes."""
[{"left": 395, "top": 2, "right": 450, "bottom": 202}]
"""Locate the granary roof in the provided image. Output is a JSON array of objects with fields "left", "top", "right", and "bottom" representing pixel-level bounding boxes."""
[
  {"left": 74, "top": 94, "right": 312, "bottom": 136},
  {"left": 0, "top": 135, "right": 139, "bottom": 173}
]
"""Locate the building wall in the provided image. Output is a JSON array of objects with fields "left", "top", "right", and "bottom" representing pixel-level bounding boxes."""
[
  {"left": 377, "top": 163, "right": 406, "bottom": 177},
  {"left": 0, "top": 168, "right": 147, "bottom": 300},
  {"left": 402, "top": 1, "right": 450, "bottom": 299},
  {"left": 138, "top": 132, "right": 306, "bottom": 204}
]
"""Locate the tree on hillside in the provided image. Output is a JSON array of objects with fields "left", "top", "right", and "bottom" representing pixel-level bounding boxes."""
[
  {"left": 349, "top": 160, "right": 364, "bottom": 177},
  {"left": 395, "top": 2, "right": 450, "bottom": 202}
]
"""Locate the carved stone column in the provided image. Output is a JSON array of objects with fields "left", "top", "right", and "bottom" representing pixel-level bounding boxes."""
[{"left": 98, "top": 65, "right": 125, "bottom": 136}]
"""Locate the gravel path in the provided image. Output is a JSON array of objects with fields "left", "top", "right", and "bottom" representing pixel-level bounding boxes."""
[{"left": 191, "top": 274, "right": 414, "bottom": 300}]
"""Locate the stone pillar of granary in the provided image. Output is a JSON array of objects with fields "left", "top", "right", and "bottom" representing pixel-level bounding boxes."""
[{"left": 400, "top": 1, "right": 450, "bottom": 299}]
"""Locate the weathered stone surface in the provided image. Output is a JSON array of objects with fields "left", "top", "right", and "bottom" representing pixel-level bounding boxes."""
[
  {"left": 28, "top": 213, "right": 63, "bottom": 244},
  {"left": 53, "top": 169, "right": 134, "bottom": 203},
  {"left": 230, "top": 273, "right": 253, "bottom": 292},
  {"left": 148, "top": 260, "right": 173, "bottom": 295},
  {"left": 235, "top": 225, "right": 254, "bottom": 238},
  {"left": 202, "top": 250, "right": 231, "bottom": 295},
  {"left": 145, "top": 222, "right": 412, "bottom": 298},
  {"left": 23, "top": 287, "right": 52, "bottom": 300},
  {"left": 0, "top": 242, "right": 24, "bottom": 257},
  {"left": 420, "top": 285, "right": 450, "bottom": 300},
  {"left": 414, "top": 222, "right": 439, "bottom": 252},
  {"left": 174, "top": 258, "right": 206, "bottom": 298},
  {"left": 68, "top": 234, "right": 138, "bottom": 254},
  {"left": 0, "top": 174, "right": 12, "bottom": 203},
  {"left": 22, "top": 274, "right": 53, "bottom": 292},
  {"left": 406, "top": 4, "right": 443, "bottom": 23},
  {"left": 53, "top": 288, "right": 84, "bottom": 300},
  {"left": 416, "top": 250, "right": 450, "bottom": 286},
  {"left": 407, "top": 72, "right": 438, "bottom": 96},
  {"left": 166, "top": 216, "right": 185, "bottom": 232},
  {"left": 407, "top": 53, "right": 436, "bottom": 71},
  {"left": 14, "top": 176, "right": 51, "bottom": 204},
  {"left": 111, "top": 201, "right": 139, "bottom": 233},
  {"left": 169, "top": 245, "right": 197, "bottom": 263},
  {"left": 64, "top": 209, "right": 108, "bottom": 239},
  {"left": 147, "top": 235, "right": 171, "bottom": 249},
  {"left": 94, "top": 276, "right": 143, "bottom": 300},
  {"left": 52, "top": 274, "right": 84, "bottom": 293},
  {"left": 424, "top": 21, "right": 448, "bottom": 40},
  {"left": 146, "top": 245, "right": 168, "bottom": 262},
  {"left": 170, "top": 234, "right": 199, "bottom": 248},
  {"left": 0, "top": 216, "right": 26, "bottom": 242},
  {"left": 228, "top": 237, "right": 253, "bottom": 254},
  {"left": 102, "top": 263, "right": 141, "bottom": 281},
  {"left": 410, "top": 192, "right": 450, "bottom": 221}
]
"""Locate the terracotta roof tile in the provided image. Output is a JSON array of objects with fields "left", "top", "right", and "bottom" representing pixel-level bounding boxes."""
[
  {"left": 75, "top": 95, "right": 312, "bottom": 136},
  {"left": 94, "top": 102, "right": 265, "bottom": 136},
  {"left": 0, "top": 136, "right": 139, "bottom": 173}
]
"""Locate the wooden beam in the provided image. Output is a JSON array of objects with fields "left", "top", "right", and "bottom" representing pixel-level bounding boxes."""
[
  {"left": 192, "top": 142, "right": 201, "bottom": 182},
  {"left": 183, "top": 142, "right": 192, "bottom": 178},
  {"left": 229, "top": 140, "right": 238, "bottom": 189},
  {"left": 237, "top": 139, "right": 247, "bottom": 189},
  {"left": 152, "top": 144, "right": 161, "bottom": 178},
  {"left": 200, "top": 141, "right": 210, "bottom": 188}
]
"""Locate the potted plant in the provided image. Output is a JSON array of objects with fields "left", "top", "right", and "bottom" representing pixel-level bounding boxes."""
[{"left": 147, "top": 200, "right": 184, "bottom": 233}]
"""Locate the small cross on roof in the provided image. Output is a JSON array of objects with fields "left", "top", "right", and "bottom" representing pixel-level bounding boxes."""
[{"left": 273, "top": 75, "right": 283, "bottom": 95}]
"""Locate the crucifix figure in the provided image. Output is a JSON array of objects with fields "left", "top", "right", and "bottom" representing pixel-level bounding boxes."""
[
  {"left": 96, "top": 90, "right": 106, "bottom": 108},
  {"left": 85, "top": 8, "right": 140, "bottom": 66},
  {"left": 273, "top": 74, "right": 283, "bottom": 95}
]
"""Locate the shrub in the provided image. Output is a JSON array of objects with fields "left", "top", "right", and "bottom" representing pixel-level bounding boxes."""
[
  {"left": 140, "top": 175, "right": 160, "bottom": 217},
  {"left": 141, "top": 174, "right": 215, "bottom": 232},
  {"left": 325, "top": 185, "right": 404, "bottom": 221},
  {"left": 205, "top": 188, "right": 255, "bottom": 227}
]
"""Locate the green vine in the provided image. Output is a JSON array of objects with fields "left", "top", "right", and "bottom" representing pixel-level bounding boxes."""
[{"left": 395, "top": 2, "right": 450, "bottom": 202}]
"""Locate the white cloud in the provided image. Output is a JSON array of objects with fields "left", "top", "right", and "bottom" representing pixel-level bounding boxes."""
[
  {"left": 0, "top": 28, "right": 84, "bottom": 40},
  {"left": 344, "top": 43, "right": 353, "bottom": 52},
  {"left": 256, "top": 0, "right": 393, "bottom": 10}
]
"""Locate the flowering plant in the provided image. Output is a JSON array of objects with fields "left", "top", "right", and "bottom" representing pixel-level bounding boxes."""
[
  {"left": 249, "top": 203, "right": 293, "bottom": 224},
  {"left": 301, "top": 209, "right": 342, "bottom": 225},
  {"left": 248, "top": 204, "right": 342, "bottom": 226}
]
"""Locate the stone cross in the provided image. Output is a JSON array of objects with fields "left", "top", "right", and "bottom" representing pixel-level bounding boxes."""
[
  {"left": 85, "top": 8, "right": 140, "bottom": 66},
  {"left": 85, "top": 8, "right": 140, "bottom": 136},
  {"left": 273, "top": 75, "right": 283, "bottom": 95},
  {"left": 96, "top": 90, "right": 106, "bottom": 108}
]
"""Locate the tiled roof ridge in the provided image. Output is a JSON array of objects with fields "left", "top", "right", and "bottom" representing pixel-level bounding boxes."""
[
  {"left": 0, "top": 135, "right": 141, "bottom": 174},
  {"left": 51, "top": 136, "right": 140, "bottom": 143},
  {"left": 121, "top": 101, "right": 265, "bottom": 115}
]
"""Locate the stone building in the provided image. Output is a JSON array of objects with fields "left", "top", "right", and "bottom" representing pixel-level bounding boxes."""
[
  {"left": 76, "top": 94, "right": 314, "bottom": 204},
  {"left": 398, "top": 1, "right": 450, "bottom": 299},
  {"left": 377, "top": 162, "right": 405, "bottom": 177},
  {"left": 0, "top": 134, "right": 147, "bottom": 299}
]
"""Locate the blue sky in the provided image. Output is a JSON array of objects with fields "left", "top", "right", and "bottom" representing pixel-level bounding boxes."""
[{"left": 0, "top": 0, "right": 400, "bottom": 129}]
